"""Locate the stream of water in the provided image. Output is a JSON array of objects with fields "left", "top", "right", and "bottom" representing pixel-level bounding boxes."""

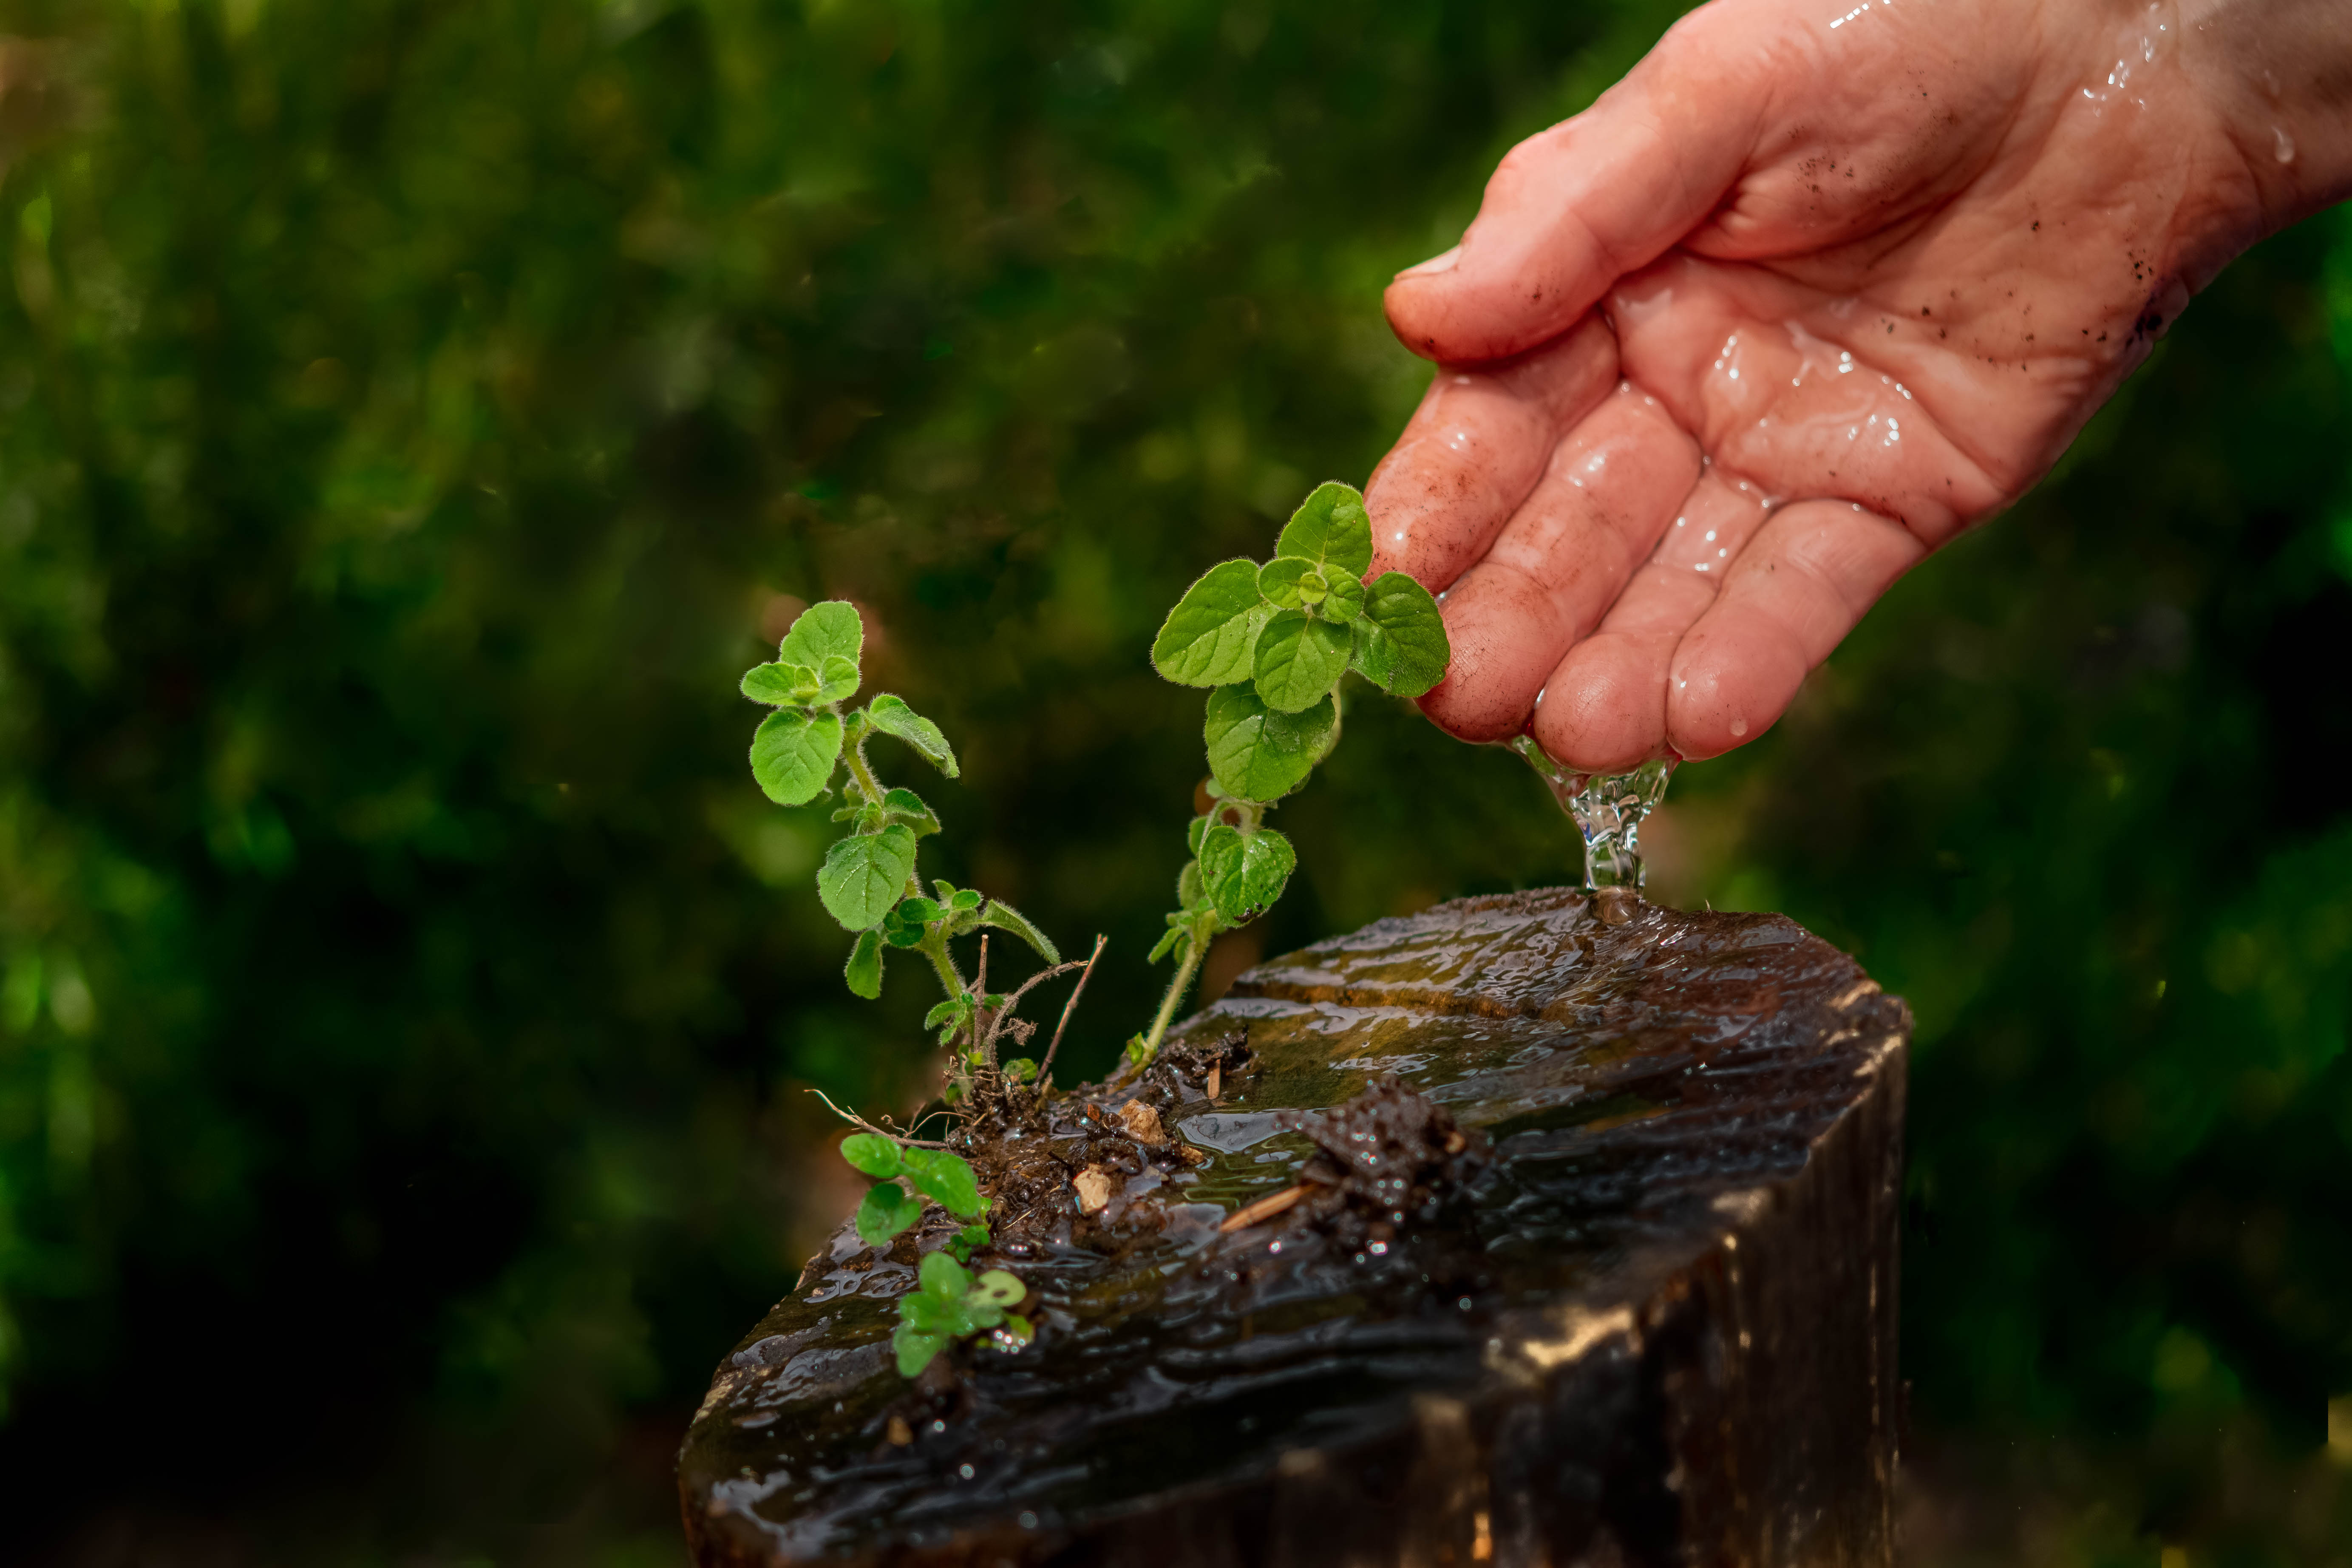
[{"left": 1505, "top": 737, "right": 1674, "bottom": 891}]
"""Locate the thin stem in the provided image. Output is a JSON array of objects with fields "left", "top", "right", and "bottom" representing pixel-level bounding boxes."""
[
  {"left": 1036, "top": 934, "right": 1107, "bottom": 1087},
  {"left": 973, "top": 934, "right": 991, "bottom": 1067},
  {"left": 840, "top": 727, "right": 885, "bottom": 805},
  {"left": 980, "top": 953, "right": 1089, "bottom": 1058},
  {"left": 917, "top": 925, "right": 963, "bottom": 1000},
  {"left": 1141, "top": 913, "right": 1216, "bottom": 1060},
  {"left": 806, "top": 1087, "right": 951, "bottom": 1148}
]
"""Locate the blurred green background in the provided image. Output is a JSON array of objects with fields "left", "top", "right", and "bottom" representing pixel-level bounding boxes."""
[{"left": 0, "top": 0, "right": 2344, "bottom": 1562}]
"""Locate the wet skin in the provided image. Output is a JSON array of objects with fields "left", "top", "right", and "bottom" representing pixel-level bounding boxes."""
[{"left": 1368, "top": 0, "right": 2352, "bottom": 768}]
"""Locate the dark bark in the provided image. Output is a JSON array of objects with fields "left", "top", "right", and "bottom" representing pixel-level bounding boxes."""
[{"left": 680, "top": 890, "right": 1910, "bottom": 1567}]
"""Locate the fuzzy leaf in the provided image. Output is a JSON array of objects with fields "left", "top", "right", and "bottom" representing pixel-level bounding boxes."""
[
  {"left": 1151, "top": 560, "right": 1273, "bottom": 687},
  {"left": 1177, "top": 857, "right": 1204, "bottom": 907},
  {"left": 1002, "top": 1057, "right": 1036, "bottom": 1083},
  {"left": 1255, "top": 557, "right": 1312, "bottom": 610},
  {"left": 903, "top": 1148, "right": 985, "bottom": 1219},
  {"left": 893, "top": 1322, "right": 948, "bottom": 1378},
  {"left": 750, "top": 709, "right": 844, "bottom": 805},
  {"left": 882, "top": 787, "right": 941, "bottom": 835},
  {"left": 813, "top": 653, "right": 860, "bottom": 705},
  {"left": 777, "top": 600, "right": 864, "bottom": 675},
  {"left": 950, "top": 887, "right": 983, "bottom": 911},
  {"left": 1252, "top": 610, "right": 1352, "bottom": 713},
  {"left": 1148, "top": 924, "right": 1187, "bottom": 964},
  {"left": 816, "top": 824, "right": 918, "bottom": 931},
  {"left": 840, "top": 1133, "right": 903, "bottom": 1178},
  {"left": 1204, "top": 684, "right": 1336, "bottom": 802},
  {"left": 895, "top": 895, "right": 941, "bottom": 926},
  {"left": 740, "top": 660, "right": 820, "bottom": 706},
  {"left": 844, "top": 928, "right": 885, "bottom": 998},
  {"left": 978, "top": 899, "right": 1061, "bottom": 965},
  {"left": 1322, "top": 570, "right": 1366, "bottom": 624},
  {"left": 1274, "top": 482, "right": 1374, "bottom": 577},
  {"left": 1198, "top": 824, "right": 1296, "bottom": 926},
  {"left": 865, "top": 695, "right": 960, "bottom": 777},
  {"left": 855, "top": 1182, "right": 924, "bottom": 1246},
  {"left": 1351, "top": 572, "right": 1451, "bottom": 697},
  {"left": 924, "top": 996, "right": 969, "bottom": 1034}
]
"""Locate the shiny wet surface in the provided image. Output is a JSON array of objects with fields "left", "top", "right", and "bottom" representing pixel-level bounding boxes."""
[{"left": 679, "top": 889, "right": 1905, "bottom": 1563}]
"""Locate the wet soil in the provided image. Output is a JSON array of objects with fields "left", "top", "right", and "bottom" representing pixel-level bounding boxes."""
[{"left": 679, "top": 889, "right": 1910, "bottom": 1567}]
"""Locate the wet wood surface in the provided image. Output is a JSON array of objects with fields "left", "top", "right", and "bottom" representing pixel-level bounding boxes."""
[{"left": 679, "top": 890, "right": 1910, "bottom": 1567}]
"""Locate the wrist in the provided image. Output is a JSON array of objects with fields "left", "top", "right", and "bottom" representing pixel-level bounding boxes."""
[{"left": 2176, "top": 0, "right": 2352, "bottom": 252}]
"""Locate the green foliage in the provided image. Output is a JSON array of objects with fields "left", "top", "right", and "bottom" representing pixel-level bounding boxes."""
[
  {"left": 1136, "top": 480, "right": 1451, "bottom": 1060},
  {"left": 892, "top": 1252, "right": 1031, "bottom": 1378},
  {"left": 837, "top": 1133, "right": 983, "bottom": 1248}
]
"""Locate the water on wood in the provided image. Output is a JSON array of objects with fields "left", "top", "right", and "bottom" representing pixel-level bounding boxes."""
[{"left": 681, "top": 889, "right": 1908, "bottom": 1566}]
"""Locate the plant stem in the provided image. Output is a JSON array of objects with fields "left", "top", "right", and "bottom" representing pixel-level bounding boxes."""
[
  {"left": 1141, "top": 913, "right": 1216, "bottom": 1060},
  {"left": 841, "top": 729, "right": 884, "bottom": 805},
  {"left": 918, "top": 926, "right": 963, "bottom": 1001}
]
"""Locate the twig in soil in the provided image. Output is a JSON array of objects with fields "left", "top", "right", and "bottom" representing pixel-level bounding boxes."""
[
  {"left": 981, "top": 950, "right": 1092, "bottom": 1060},
  {"left": 1217, "top": 1183, "right": 1309, "bottom": 1233},
  {"left": 806, "top": 1087, "right": 952, "bottom": 1149},
  {"left": 1036, "top": 934, "right": 1108, "bottom": 1088}
]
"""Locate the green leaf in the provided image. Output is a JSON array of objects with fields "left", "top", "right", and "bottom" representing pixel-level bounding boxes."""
[
  {"left": 970, "top": 1269, "right": 1025, "bottom": 1308},
  {"left": 1150, "top": 559, "right": 1273, "bottom": 687},
  {"left": 949, "top": 1222, "right": 992, "bottom": 1263},
  {"left": 898, "top": 1292, "right": 952, "bottom": 1334},
  {"left": 950, "top": 887, "right": 983, "bottom": 911},
  {"left": 881, "top": 787, "right": 941, "bottom": 835},
  {"left": 844, "top": 928, "right": 885, "bottom": 999},
  {"left": 840, "top": 1133, "right": 903, "bottom": 1178},
  {"left": 1176, "top": 856, "right": 1204, "bottom": 907},
  {"left": 777, "top": 600, "right": 864, "bottom": 675},
  {"left": 959, "top": 1299, "right": 1006, "bottom": 1334},
  {"left": 924, "top": 997, "right": 969, "bottom": 1034},
  {"left": 1255, "top": 557, "right": 1312, "bottom": 611},
  {"left": 813, "top": 653, "right": 860, "bottom": 705},
  {"left": 740, "top": 660, "right": 820, "bottom": 706},
  {"left": 893, "top": 1321, "right": 948, "bottom": 1378},
  {"left": 1322, "top": 571, "right": 1366, "bottom": 624},
  {"left": 978, "top": 899, "right": 1061, "bottom": 965},
  {"left": 1198, "top": 825, "right": 1296, "bottom": 925},
  {"left": 1274, "top": 482, "right": 1374, "bottom": 577},
  {"left": 995, "top": 1313, "right": 1034, "bottom": 1349},
  {"left": 1147, "top": 924, "right": 1187, "bottom": 964},
  {"left": 855, "top": 1182, "right": 923, "bottom": 1246},
  {"left": 750, "top": 709, "right": 844, "bottom": 805},
  {"left": 902, "top": 1148, "right": 985, "bottom": 1218},
  {"left": 895, "top": 895, "right": 941, "bottom": 925},
  {"left": 1204, "top": 684, "right": 1336, "bottom": 802},
  {"left": 1185, "top": 814, "right": 1211, "bottom": 856},
  {"left": 816, "top": 824, "right": 918, "bottom": 931},
  {"left": 919, "top": 1248, "right": 972, "bottom": 1299},
  {"left": 1252, "top": 610, "right": 1352, "bottom": 713},
  {"left": 1002, "top": 1057, "right": 1036, "bottom": 1083},
  {"left": 865, "top": 695, "right": 959, "bottom": 777},
  {"left": 1351, "top": 572, "right": 1451, "bottom": 698}
]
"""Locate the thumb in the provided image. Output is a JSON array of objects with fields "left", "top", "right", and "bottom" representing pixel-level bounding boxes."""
[{"left": 1386, "top": 15, "right": 1769, "bottom": 364}]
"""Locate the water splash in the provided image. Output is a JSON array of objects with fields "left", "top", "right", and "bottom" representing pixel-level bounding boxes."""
[{"left": 1508, "top": 737, "right": 1674, "bottom": 891}]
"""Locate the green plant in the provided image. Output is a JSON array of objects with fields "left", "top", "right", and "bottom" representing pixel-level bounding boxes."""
[
  {"left": 892, "top": 1252, "right": 1033, "bottom": 1378},
  {"left": 1134, "top": 481, "right": 1449, "bottom": 1064},
  {"left": 741, "top": 603, "right": 1092, "bottom": 1268},
  {"left": 738, "top": 486, "right": 1449, "bottom": 1378}
]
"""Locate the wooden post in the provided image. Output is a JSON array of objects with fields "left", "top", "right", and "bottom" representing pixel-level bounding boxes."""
[{"left": 682, "top": 890, "right": 1909, "bottom": 1566}]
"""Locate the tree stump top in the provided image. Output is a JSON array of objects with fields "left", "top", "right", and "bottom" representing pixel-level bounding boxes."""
[{"left": 681, "top": 890, "right": 1910, "bottom": 1566}]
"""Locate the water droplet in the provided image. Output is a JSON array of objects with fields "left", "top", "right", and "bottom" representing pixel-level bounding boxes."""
[
  {"left": 2274, "top": 125, "right": 2295, "bottom": 164},
  {"left": 1729, "top": 717, "right": 1748, "bottom": 737}
]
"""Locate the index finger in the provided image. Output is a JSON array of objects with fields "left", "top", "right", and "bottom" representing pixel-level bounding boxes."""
[{"left": 1363, "top": 313, "right": 1619, "bottom": 593}]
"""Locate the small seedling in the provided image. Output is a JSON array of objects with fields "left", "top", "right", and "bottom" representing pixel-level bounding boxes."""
[
  {"left": 1136, "top": 482, "right": 1448, "bottom": 1062},
  {"left": 737, "top": 483, "right": 1451, "bottom": 1381},
  {"left": 893, "top": 1251, "right": 1032, "bottom": 1377}
]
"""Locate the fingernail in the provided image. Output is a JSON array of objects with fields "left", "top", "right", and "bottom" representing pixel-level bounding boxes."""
[{"left": 1397, "top": 244, "right": 1460, "bottom": 279}]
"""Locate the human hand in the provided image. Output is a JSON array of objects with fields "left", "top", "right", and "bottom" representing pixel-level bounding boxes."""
[{"left": 1369, "top": 0, "right": 2352, "bottom": 767}]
